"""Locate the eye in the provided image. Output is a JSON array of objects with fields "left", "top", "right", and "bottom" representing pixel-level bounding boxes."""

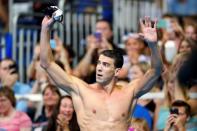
[{"left": 103, "top": 62, "right": 110, "bottom": 67}]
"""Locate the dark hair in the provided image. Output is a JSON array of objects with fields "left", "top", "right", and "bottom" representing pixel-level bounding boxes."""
[
  {"left": 0, "top": 87, "right": 16, "bottom": 107},
  {"left": 178, "top": 38, "right": 196, "bottom": 53},
  {"left": 178, "top": 46, "right": 197, "bottom": 87},
  {"left": 96, "top": 19, "right": 113, "bottom": 31},
  {"left": 45, "top": 96, "right": 80, "bottom": 131},
  {"left": 99, "top": 50, "right": 123, "bottom": 68},
  {"left": 42, "top": 84, "right": 61, "bottom": 95},
  {"left": 171, "top": 100, "right": 191, "bottom": 117}
]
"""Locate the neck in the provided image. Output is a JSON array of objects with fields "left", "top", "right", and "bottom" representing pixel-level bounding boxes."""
[
  {"left": 98, "top": 78, "right": 117, "bottom": 94},
  {"left": 45, "top": 105, "right": 54, "bottom": 118}
]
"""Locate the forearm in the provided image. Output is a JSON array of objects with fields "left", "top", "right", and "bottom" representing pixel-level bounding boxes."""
[
  {"left": 40, "top": 28, "right": 54, "bottom": 69},
  {"left": 59, "top": 52, "right": 72, "bottom": 74},
  {"left": 27, "top": 60, "right": 36, "bottom": 79},
  {"left": 146, "top": 40, "right": 162, "bottom": 75},
  {"left": 73, "top": 49, "right": 94, "bottom": 77},
  {"left": 135, "top": 40, "right": 162, "bottom": 98}
]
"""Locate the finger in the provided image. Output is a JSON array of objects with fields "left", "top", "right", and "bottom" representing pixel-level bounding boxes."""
[
  {"left": 56, "top": 119, "right": 61, "bottom": 125},
  {"left": 153, "top": 18, "right": 158, "bottom": 29},
  {"left": 140, "top": 18, "right": 145, "bottom": 29},
  {"left": 43, "top": 16, "right": 55, "bottom": 27},
  {"left": 57, "top": 114, "right": 63, "bottom": 120},
  {"left": 147, "top": 16, "right": 151, "bottom": 27},
  {"left": 144, "top": 16, "right": 149, "bottom": 27},
  {"left": 9, "top": 68, "right": 17, "bottom": 75}
]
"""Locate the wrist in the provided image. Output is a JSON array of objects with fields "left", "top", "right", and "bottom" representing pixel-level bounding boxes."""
[
  {"left": 41, "top": 26, "right": 51, "bottom": 32},
  {"left": 145, "top": 39, "right": 157, "bottom": 44}
]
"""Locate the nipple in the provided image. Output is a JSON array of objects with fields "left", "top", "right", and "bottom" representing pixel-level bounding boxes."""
[
  {"left": 122, "top": 113, "right": 125, "bottom": 117},
  {"left": 92, "top": 109, "right": 96, "bottom": 114}
]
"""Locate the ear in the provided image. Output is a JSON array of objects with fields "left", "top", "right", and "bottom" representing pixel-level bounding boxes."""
[{"left": 114, "top": 68, "right": 121, "bottom": 77}]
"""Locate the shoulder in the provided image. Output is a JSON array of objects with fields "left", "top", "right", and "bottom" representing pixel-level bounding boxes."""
[
  {"left": 15, "top": 111, "right": 31, "bottom": 123},
  {"left": 15, "top": 111, "right": 32, "bottom": 126}
]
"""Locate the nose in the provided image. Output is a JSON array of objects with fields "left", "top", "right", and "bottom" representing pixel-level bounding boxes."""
[{"left": 97, "top": 64, "right": 103, "bottom": 72}]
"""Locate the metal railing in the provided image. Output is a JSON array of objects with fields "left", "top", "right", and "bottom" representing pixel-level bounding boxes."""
[
  {"left": 0, "top": 32, "right": 12, "bottom": 60},
  {"left": 113, "top": 0, "right": 165, "bottom": 45},
  {"left": 5, "top": 0, "right": 167, "bottom": 82},
  {"left": 0, "top": 33, "right": 6, "bottom": 59},
  {"left": 63, "top": 11, "right": 100, "bottom": 65},
  {"left": 11, "top": 11, "right": 100, "bottom": 82}
]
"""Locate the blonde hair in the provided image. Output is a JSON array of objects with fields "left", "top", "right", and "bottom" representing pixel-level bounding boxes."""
[
  {"left": 130, "top": 118, "right": 150, "bottom": 131},
  {"left": 135, "top": 62, "right": 150, "bottom": 74}
]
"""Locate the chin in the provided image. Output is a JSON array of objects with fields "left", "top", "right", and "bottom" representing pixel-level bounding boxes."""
[
  {"left": 96, "top": 79, "right": 104, "bottom": 85},
  {"left": 97, "top": 79, "right": 109, "bottom": 86}
]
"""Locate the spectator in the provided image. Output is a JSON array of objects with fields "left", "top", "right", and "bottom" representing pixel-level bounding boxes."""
[
  {"left": 0, "top": 87, "right": 32, "bottom": 131},
  {"left": 45, "top": 95, "right": 80, "bottom": 131},
  {"left": 129, "top": 118, "right": 150, "bottom": 131},
  {"left": 164, "top": 100, "right": 196, "bottom": 131},
  {"left": 129, "top": 62, "right": 157, "bottom": 116},
  {"left": 32, "top": 84, "right": 61, "bottom": 130},
  {"left": 176, "top": 46, "right": 197, "bottom": 116},
  {"left": 184, "top": 24, "right": 197, "bottom": 41},
  {"left": 178, "top": 38, "right": 194, "bottom": 54},
  {"left": 153, "top": 73, "right": 176, "bottom": 131},
  {"left": 118, "top": 33, "right": 150, "bottom": 80},
  {"left": 0, "top": 58, "right": 31, "bottom": 112},
  {"left": 132, "top": 104, "right": 153, "bottom": 129}
]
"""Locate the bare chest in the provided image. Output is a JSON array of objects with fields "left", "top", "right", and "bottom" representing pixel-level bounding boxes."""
[{"left": 80, "top": 88, "right": 134, "bottom": 121}]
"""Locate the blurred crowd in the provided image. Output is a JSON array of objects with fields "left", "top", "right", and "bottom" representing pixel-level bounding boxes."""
[{"left": 0, "top": 0, "right": 197, "bottom": 131}]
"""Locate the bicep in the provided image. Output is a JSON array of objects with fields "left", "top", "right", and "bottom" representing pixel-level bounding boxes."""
[
  {"left": 45, "top": 62, "right": 86, "bottom": 94},
  {"left": 132, "top": 69, "right": 160, "bottom": 98}
]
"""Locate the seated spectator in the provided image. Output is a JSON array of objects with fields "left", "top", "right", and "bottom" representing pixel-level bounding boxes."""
[
  {"left": 164, "top": 100, "right": 197, "bottom": 131},
  {"left": 0, "top": 87, "right": 32, "bottom": 131},
  {"left": 0, "top": 58, "right": 32, "bottom": 112},
  {"left": 129, "top": 118, "right": 150, "bottom": 131},
  {"left": 45, "top": 95, "right": 80, "bottom": 131},
  {"left": 32, "top": 84, "right": 61, "bottom": 130}
]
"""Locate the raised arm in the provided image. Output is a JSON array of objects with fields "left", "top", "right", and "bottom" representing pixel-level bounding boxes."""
[
  {"left": 73, "top": 35, "right": 99, "bottom": 78},
  {"left": 40, "top": 16, "right": 87, "bottom": 94},
  {"left": 132, "top": 16, "right": 163, "bottom": 98}
]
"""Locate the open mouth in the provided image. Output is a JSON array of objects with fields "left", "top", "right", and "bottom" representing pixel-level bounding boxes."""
[{"left": 97, "top": 74, "right": 103, "bottom": 77}]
